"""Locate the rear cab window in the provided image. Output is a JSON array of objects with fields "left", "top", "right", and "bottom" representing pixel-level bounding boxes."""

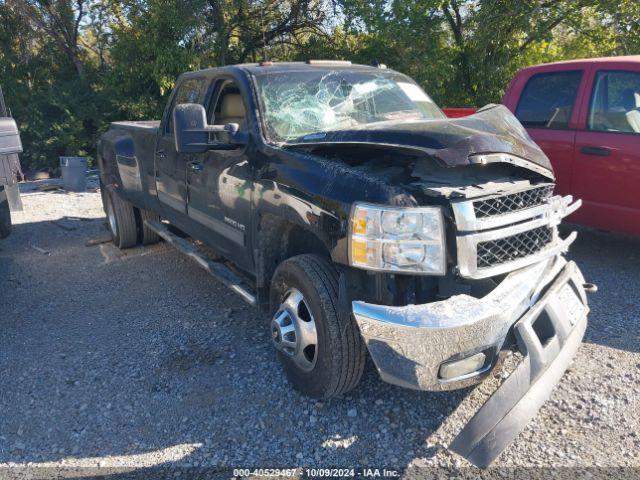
[
  {"left": 515, "top": 71, "right": 583, "bottom": 129},
  {"left": 588, "top": 70, "right": 640, "bottom": 134}
]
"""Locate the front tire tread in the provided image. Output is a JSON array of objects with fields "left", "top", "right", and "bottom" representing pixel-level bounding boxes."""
[{"left": 271, "top": 254, "right": 366, "bottom": 399}]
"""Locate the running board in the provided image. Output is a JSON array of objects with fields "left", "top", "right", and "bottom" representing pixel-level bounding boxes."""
[{"left": 144, "top": 220, "right": 257, "bottom": 307}]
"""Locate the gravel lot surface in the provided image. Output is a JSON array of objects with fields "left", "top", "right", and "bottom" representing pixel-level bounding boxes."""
[{"left": 0, "top": 182, "right": 638, "bottom": 478}]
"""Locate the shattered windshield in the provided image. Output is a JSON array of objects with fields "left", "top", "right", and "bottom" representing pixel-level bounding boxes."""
[{"left": 254, "top": 70, "right": 445, "bottom": 143}]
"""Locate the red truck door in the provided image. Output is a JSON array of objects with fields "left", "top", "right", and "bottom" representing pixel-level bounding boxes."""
[
  {"left": 571, "top": 67, "right": 640, "bottom": 235},
  {"left": 506, "top": 68, "right": 588, "bottom": 197}
]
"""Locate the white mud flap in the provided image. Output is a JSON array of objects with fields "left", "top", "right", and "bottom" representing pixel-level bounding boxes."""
[{"left": 5, "top": 183, "right": 23, "bottom": 211}]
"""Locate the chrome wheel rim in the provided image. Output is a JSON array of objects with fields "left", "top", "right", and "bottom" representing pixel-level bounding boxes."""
[
  {"left": 271, "top": 288, "right": 318, "bottom": 372},
  {"left": 106, "top": 195, "right": 117, "bottom": 236}
]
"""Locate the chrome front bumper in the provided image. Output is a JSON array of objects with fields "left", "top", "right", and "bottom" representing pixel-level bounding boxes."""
[
  {"left": 352, "top": 255, "right": 588, "bottom": 391},
  {"left": 354, "top": 256, "right": 591, "bottom": 467},
  {"left": 449, "top": 259, "right": 589, "bottom": 467}
]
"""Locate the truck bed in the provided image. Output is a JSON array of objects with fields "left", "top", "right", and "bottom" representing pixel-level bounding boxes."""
[
  {"left": 111, "top": 120, "right": 160, "bottom": 132},
  {"left": 100, "top": 120, "right": 161, "bottom": 206}
]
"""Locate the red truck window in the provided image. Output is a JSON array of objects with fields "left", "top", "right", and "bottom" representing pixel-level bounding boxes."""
[
  {"left": 515, "top": 71, "right": 583, "bottom": 129},
  {"left": 588, "top": 70, "right": 640, "bottom": 134}
]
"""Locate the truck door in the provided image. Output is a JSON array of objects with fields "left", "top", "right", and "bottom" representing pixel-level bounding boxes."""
[
  {"left": 572, "top": 68, "right": 640, "bottom": 236},
  {"left": 155, "top": 76, "right": 208, "bottom": 215},
  {"left": 186, "top": 79, "right": 254, "bottom": 271},
  {"left": 512, "top": 69, "right": 586, "bottom": 197}
]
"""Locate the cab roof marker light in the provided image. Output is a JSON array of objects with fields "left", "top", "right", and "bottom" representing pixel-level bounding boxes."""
[{"left": 305, "top": 60, "right": 352, "bottom": 66}]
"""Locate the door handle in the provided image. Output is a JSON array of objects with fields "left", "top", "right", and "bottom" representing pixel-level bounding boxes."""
[
  {"left": 580, "top": 146, "right": 611, "bottom": 157},
  {"left": 156, "top": 150, "right": 167, "bottom": 159},
  {"left": 188, "top": 161, "right": 203, "bottom": 172}
]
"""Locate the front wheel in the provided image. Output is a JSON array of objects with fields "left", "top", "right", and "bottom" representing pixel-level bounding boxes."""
[{"left": 269, "top": 254, "right": 366, "bottom": 399}]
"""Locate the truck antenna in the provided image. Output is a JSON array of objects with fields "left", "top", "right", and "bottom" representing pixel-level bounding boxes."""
[{"left": 260, "top": 4, "right": 269, "bottom": 62}]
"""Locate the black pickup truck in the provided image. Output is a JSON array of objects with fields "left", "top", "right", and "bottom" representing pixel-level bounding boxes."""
[{"left": 98, "top": 61, "right": 594, "bottom": 467}]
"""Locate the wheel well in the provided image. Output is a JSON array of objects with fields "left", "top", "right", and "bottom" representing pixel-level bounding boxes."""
[
  {"left": 284, "top": 223, "right": 330, "bottom": 259},
  {"left": 255, "top": 213, "right": 331, "bottom": 312}
]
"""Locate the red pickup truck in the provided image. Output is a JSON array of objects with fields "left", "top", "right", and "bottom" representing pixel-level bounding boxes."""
[
  {"left": 445, "top": 56, "right": 640, "bottom": 236},
  {"left": 502, "top": 56, "right": 640, "bottom": 236}
]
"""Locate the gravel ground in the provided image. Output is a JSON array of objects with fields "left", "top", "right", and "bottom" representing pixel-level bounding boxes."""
[{"left": 0, "top": 182, "right": 638, "bottom": 478}]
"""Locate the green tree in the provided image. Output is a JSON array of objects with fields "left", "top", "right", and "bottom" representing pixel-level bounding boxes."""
[{"left": 1, "top": 0, "right": 639, "bottom": 171}]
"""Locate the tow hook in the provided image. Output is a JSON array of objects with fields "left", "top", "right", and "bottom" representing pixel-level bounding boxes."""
[{"left": 583, "top": 282, "right": 598, "bottom": 293}]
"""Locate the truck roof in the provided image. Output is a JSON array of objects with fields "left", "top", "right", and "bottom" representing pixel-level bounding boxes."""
[
  {"left": 182, "top": 61, "right": 394, "bottom": 78},
  {"left": 517, "top": 55, "right": 640, "bottom": 72}
]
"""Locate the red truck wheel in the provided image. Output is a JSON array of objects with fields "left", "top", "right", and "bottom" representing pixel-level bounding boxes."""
[{"left": 270, "top": 254, "right": 366, "bottom": 399}]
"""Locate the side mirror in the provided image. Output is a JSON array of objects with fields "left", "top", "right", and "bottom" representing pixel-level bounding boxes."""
[
  {"left": 173, "top": 103, "right": 243, "bottom": 153},
  {"left": 0, "top": 117, "right": 22, "bottom": 155}
]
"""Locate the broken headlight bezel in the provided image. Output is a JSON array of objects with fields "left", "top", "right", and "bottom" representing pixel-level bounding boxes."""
[
  {"left": 348, "top": 203, "right": 446, "bottom": 275},
  {"left": 468, "top": 152, "right": 555, "bottom": 180}
]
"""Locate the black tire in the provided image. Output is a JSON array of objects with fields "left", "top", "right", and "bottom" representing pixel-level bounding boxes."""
[
  {"left": 139, "top": 209, "right": 161, "bottom": 245},
  {"left": 270, "top": 254, "right": 366, "bottom": 399},
  {"left": 103, "top": 189, "right": 137, "bottom": 249},
  {"left": 0, "top": 188, "right": 11, "bottom": 239}
]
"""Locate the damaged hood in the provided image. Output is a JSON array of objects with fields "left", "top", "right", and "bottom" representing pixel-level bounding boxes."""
[{"left": 285, "top": 104, "right": 553, "bottom": 177}]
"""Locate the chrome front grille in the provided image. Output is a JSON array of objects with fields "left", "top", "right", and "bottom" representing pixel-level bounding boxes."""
[
  {"left": 476, "top": 226, "right": 553, "bottom": 268},
  {"left": 473, "top": 185, "right": 554, "bottom": 218},
  {"left": 452, "top": 184, "right": 581, "bottom": 279}
]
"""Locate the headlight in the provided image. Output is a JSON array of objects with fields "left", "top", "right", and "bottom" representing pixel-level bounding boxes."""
[{"left": 349, "top": 203, "right": 446, "bottom": 275}]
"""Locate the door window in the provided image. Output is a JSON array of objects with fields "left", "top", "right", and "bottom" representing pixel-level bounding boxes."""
[
  {"left": 588, "top": 70, "right": 640, "bottom": 134},
  {"left": 210, "top": 81, "right": 247, "bottom": 131},
  {"left": 165, "top": 76, "right": 207, "bottom": 134},
  {"left": 515, "top": 71, "right": 583, "bottom": 129}
]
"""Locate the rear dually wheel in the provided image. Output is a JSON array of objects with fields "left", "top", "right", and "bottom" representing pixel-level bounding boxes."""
[{"left": 102, "top": 189, "right": 137, "bottom": 249}]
